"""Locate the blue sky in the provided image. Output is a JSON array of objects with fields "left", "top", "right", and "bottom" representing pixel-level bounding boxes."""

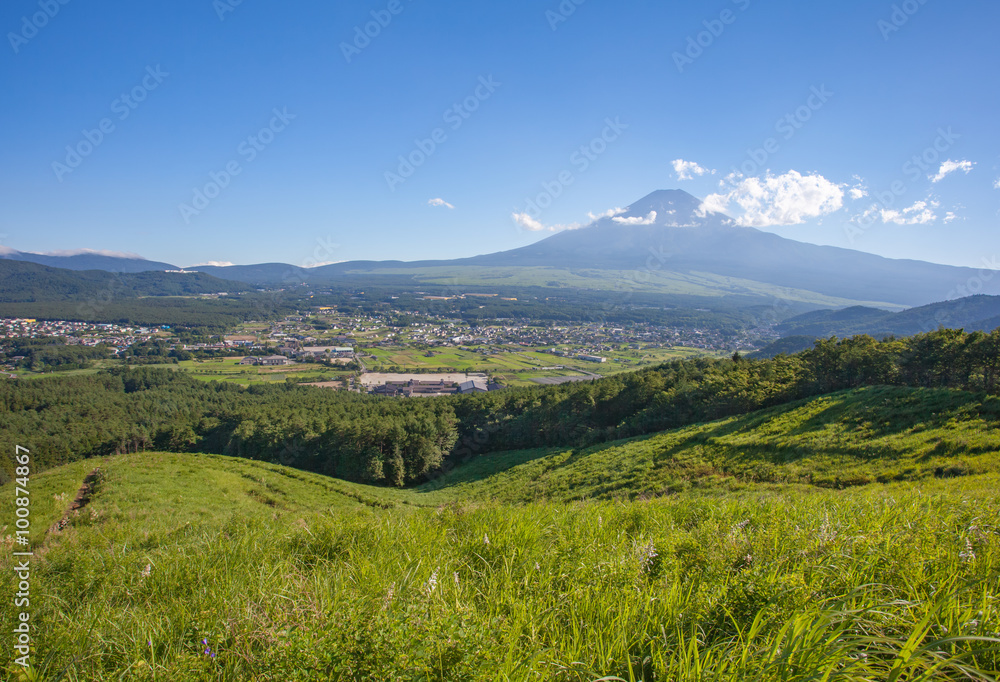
[{"left": 1, "top": 0, "right": 997, "bottom": 269}]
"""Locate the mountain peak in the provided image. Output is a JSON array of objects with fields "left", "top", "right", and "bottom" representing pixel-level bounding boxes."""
[{"left": 590, "top": 189, "right": 721, "bottom": 228}]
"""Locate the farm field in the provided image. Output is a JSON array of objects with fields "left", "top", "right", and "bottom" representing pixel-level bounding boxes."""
[
  {"left": 160, "top": 358, "right": 353, "bottom": 386},
  {"left": 362, "top": 344, "right": 719, "bottom": 386}
]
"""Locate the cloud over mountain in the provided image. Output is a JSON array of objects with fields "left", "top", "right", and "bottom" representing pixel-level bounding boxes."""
[
  {"left": 702, "top": 171, "right": 844, "bottom": 227},
  {"left": 672, "top": 159, "right": 715, "bottom": 181}
]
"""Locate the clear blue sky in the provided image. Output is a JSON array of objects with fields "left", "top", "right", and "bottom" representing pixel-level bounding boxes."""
[{"left": 1, "top": 0, "right": 997, "bottom": 269}]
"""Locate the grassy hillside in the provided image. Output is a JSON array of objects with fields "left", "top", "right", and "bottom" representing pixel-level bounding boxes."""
[
  {"left": 2, "top": 387, "right": 999, "bottom": 680},
  {"left": 411, "top": 385, "right": 1000, "bottom": 504}
]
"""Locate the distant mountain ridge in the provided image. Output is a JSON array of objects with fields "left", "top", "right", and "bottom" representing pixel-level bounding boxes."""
[
  {"left": 0, "top": 249, "right": 176, "bottom": 273},
  {"left": 775, "top": 295, "right": 1000, "bottom": 339},
  {"left": 0, "top": 260, "right": 247, "bottom": 302},
  {"left": 6, "top": 190, "right": 998, "bottom": 308}
]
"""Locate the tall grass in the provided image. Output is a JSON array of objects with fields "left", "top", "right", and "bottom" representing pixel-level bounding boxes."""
[{"left": 1, "top": 452, "right": 997, "bottom": 680}]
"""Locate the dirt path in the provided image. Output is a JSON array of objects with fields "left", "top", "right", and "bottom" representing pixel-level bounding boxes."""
[{"left": 47, "top": 467, "right": 102, "bottom": 535}]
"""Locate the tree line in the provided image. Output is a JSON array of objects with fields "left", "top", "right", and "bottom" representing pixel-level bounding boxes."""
[{"left": 1, "top": 328, "right": 998, "bottom": 486}]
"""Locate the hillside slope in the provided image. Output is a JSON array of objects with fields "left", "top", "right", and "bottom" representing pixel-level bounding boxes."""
[
  {"left": 403, "top": 385, "right": 1000, "bottom": 504},
  {"left": 2, "top": 437, "right": 998, "bottom": 679}
]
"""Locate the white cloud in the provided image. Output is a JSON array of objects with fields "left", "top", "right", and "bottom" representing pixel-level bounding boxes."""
[
  {"left": 612, "top": 211, "right": 658, "bottom": 226},
  {"left": 428, "top": 197, "right": 455, "bottom": 209},
  {"left": 696, "top": 194, "right": 731, "bottom": 217},
  {"left": 700, "top": 170, "right": 844, "bottom": 227},
  {"left": 878, "top": 199, "right": 939, "bottom": 225},
  {"left": 672, "top": 158, "right": 715, "bottom": 181},
  {"left": 929, "top": 159, "right": 975, "bottom": 183},
  {"left": 0, "top": 246, "right": 17, "bottom": 255},
  {"left": 42, "top": 248, "right": 147, "bottom": 259},
  {"left": 587, "top": 207, "right": 626, "bottom": 221},
  {"left": 513, "top": 205, "right": 632, "bottom": 232},
  {"left": 944, "top": 212, "right": 956, "bottom": 223},
  {"left": 511, "top": 212, "right": 547, "bottom": 232},
  {"left": 993, "top": 178, "right": 1000, "bottom": 189},
  {"left": 511, "top": 213, "right": 585, "bottom": 232},
  {"left": 848, "top": 175, "right": 868, "bottom": 200},
  {"left": 186, "top": 261, "right": 234, "bottom": 268}
]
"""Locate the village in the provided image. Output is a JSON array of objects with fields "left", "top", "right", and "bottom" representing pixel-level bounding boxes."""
[{"left": 1, "top": 308, "right": 734, "bottom": 390}]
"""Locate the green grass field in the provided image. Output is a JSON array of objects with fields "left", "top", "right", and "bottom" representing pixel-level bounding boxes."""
[{"left": 1, "top": 386, "right": 998, "bottom": 680}]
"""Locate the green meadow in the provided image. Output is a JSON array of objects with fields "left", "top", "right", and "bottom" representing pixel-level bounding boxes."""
[{"left": 2, "top": 385, "right": 998, "bottom": 680}]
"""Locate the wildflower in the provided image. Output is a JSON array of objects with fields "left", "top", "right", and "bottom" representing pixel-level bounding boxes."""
[
  {"left": 534, "top": 561, "right": 540, "bottom": 571},
  {"left": 382, "top": 583, "right": 396, "bottom": 609},
  {"left": 960, "top": 537, "right": 976, "bottom": 562},
  {"left": 636, "top": 541, "right": 659, "bottom": 574},
  {"left": 731, "top": 519, "right": 751, "bottom": 533},
  {"left": 818, "top": 514, "right": 837, "bottom": 545},
  {"left": 424, "top": 568, "right": 439, "bottom": 596},
  {"left": 453, "top": 571, "right": 460, "bottom": 587},
  {"left": 140, "top": 563, "right": 151, "bottom": 578},
  {"left": 483, "top": 533, "right": 490, "bottom": 545},
  {"left": 202, "top": 638, "right": 216, "bottom": 658}
]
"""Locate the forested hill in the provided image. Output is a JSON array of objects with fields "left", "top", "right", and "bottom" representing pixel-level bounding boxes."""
[
  {"left": 0, "top": 259, "right": 288, "bottom": 327},
  {"left": 0, "top": 259, "right": 248, "bottom": 302},
  {"left": 777, "top": 295, "right": 1000, "bottom": 338},
  {"left": 3, "top": 327, "right": 998, "bottom": 486}
]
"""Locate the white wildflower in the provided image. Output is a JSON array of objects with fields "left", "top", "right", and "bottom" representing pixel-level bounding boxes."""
[
  {"left": 382, "top": 582, "right": 396, "bottom": 609},
  {"left": 424, "top": 568, "right": 439, "bottom": 596},
  {"left": 636, "top": 541, "right": 659, "bottom": 574}
]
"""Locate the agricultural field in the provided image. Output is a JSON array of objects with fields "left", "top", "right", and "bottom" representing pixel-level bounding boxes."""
[
  {"left": 362, "top": 344, "right": 718, "bottom": 386},
  {"left": 155, "top": 358, "right": 354, "bottom": 386}
]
